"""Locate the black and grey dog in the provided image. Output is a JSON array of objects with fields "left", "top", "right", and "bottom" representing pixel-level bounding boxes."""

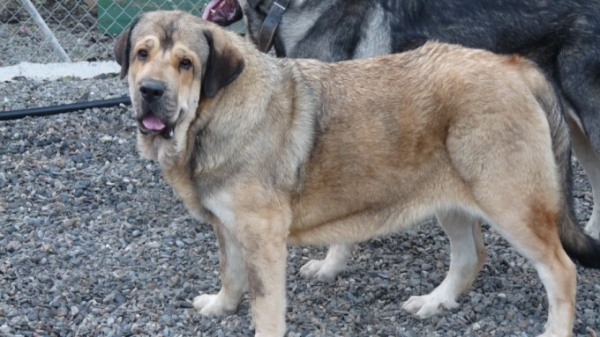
[{"left": 203, "top": 0, "right": 600, "bottom": 292}]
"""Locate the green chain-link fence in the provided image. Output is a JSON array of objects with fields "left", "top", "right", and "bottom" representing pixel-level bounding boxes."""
[{"left": 0, "top": 0, "right": 243, "bottom": 66}]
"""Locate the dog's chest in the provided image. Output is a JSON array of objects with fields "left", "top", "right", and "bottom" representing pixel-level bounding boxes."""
[{"left": 159, "top": 153, "right": 207, "bottom": 222}]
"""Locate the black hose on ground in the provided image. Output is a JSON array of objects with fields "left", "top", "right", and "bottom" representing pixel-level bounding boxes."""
[{"left": 0, "top": 96, "right": 131, "bottom": 121}]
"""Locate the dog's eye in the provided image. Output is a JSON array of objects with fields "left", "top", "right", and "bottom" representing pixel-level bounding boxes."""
[
  {"left": 137, "top": 49, "right": 148, "bottom": 61},
  {"left": 179, "top": 59, "right": 193, "bottom": 70}
]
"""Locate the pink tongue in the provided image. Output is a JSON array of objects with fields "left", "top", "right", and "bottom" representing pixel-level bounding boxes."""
[
  {"left": 202, "top": 0, "right": 221, "bottom": 20},
  {"left": 202, "top": 0, "right": 241, "bottom": 24},
  {"left": 142, "top": 113, "right": 166, "bottom": 131}
]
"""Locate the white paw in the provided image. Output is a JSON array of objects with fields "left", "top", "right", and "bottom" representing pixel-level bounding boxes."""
[
  {"left": 402, "top": 294, "right": 459, "bottom": 318},
  {"left": 193, "top": 294, "right": 236, "bottom": 317},
  {"left": 535, "top": 322, "right": 574, "bottom": 337},
  {"left": 299, "top": 259, "right": 344, "bottom": 282}
]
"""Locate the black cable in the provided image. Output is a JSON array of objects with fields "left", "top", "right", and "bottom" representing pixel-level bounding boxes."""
[{"left": 0, "top": 96, "right": 131, "bottom": 121}]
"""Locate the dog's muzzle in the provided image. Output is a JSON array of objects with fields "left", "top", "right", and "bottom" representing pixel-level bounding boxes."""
[{"left": 137, "top": 79, "right": 175, "bottom": 139}]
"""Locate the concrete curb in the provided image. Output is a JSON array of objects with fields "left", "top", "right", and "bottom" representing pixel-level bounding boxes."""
[{"left": 0, "top": 61, "right": 120, "bottom": 82}]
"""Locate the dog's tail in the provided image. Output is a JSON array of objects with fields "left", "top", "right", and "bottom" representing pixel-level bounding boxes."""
[{"left": 522, "top": 60, "right": 600, "bottom": 269}]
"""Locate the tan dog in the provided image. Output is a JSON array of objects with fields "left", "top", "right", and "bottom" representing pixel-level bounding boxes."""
[{"left": 114, "top": 10, "right": 600, "bottom": 337}]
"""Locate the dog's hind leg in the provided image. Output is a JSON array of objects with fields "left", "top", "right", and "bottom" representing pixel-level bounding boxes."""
[
  {"left": 193, "top": 223, "right": 248, "bottom": 316},
  {"left": 568, "top": 111, "right": 600, "bottom": 239},
  {"left": 464, "top": 145, "right": 577, "bottom": 335},
  {"left": 402, "top": 210, "right": 486, "bottom": 318},
  {"left": 486, "top": 205, "right": 577, "bottom": 337},
  {"left": 299, "top": 243, "right": 352, "bottom": 282}
]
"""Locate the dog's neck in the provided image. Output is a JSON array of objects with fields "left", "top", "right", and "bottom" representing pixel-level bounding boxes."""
[{"left": 194, "top": 57, "right": 324, "bottom": 198}]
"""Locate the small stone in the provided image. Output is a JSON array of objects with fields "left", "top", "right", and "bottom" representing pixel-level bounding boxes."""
[
  {"left": 27, "top": 312, "right": 38, "bottom": 321},
  {"left": 6, "top": 241, "right": 21, "bottom": 252}
]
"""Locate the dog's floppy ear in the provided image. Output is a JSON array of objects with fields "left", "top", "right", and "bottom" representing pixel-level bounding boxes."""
[
  {"left": 113, "top": 16, "right": 141, "bottom": 79},
  {"left": 202, "top": 30, "right": 245, "bottom": 98}
]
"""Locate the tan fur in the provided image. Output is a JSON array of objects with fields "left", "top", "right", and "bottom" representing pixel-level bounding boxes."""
[{"left": 117, "top": 11, "right": 579, "bottom": 337}]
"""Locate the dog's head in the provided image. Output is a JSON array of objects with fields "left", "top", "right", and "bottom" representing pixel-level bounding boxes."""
[{"left": 114, "top": 11, "right": 245, "bottom": 140}]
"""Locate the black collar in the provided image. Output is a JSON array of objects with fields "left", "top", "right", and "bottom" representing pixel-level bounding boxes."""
[{"left": 250, "top": 0, "right": 290, "bottom": 53}]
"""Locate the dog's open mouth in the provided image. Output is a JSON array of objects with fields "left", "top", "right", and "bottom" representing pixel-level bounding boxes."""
[
  {"left": 202, "top": 0, "right": 242, "bottom": 26},
  {"left": 139, "top": 112, "right": 174, "bottom": 139},
  {"left": 142, "top": 112, "right": 166, "bottom": 130}
]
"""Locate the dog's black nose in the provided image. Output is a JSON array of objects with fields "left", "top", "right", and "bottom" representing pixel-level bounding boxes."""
[{"left": 139, "top": 79, "right": 165, "bottom": 102}]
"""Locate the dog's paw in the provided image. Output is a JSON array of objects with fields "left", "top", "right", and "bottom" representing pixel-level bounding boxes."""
[
  {"left": 193, "top": 294, "right": 236, "bottom": 317},
  {"left": 299, "top": 259, "right": 343, "bottom": 282},
  {"left": 402, "top": 294, "right": 459, "bottom": 318},
  {"left": 536, "top": 333, "right": 558, "bottom": 337},
  {"left": 535, "top": 329, "right": 571, "bottom": 337}
]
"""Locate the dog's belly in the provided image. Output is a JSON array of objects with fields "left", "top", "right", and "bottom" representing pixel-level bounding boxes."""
[
  {"left": 287, "top": 163, "right": 476, "bottom": 246},
  {"left": 287, "top": 201, "right": 433, "bottom": 246}
]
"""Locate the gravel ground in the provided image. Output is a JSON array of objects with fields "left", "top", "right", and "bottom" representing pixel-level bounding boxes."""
[{"left": 1, "top": 74, "right": 599, "bottom": 337}]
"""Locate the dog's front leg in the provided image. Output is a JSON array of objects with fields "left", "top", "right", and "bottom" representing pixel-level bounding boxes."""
[
  {"left": 193, "top": 223, "right": 248, "bottom": 316},
  {"left": 205, "top": 188, "right": 290, "bottom": 336},
  {"left": 237, "top": 211, "right": 289, "bottom": 337}
]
